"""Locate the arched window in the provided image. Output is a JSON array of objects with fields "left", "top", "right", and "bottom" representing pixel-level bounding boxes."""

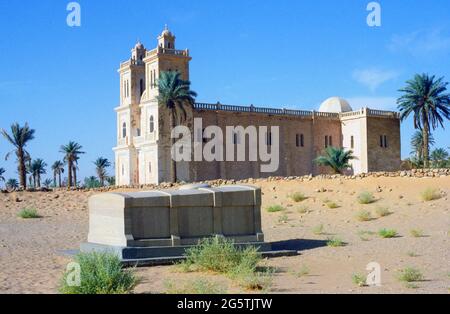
[
  {"left": 149, "top": 115, "right": 155, "bottom": 133},
  {"left": 122, "top": 122, "right": 127, "bottom": 138},
  {"left": 168, "top": 42, "right": 171, "bottom": 49}
]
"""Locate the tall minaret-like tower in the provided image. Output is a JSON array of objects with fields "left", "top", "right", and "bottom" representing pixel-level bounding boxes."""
[{"left": 114, "top": 27, "right": 192, "bottom": 186}]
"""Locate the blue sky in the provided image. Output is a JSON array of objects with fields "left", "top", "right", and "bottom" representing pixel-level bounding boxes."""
[{"left": 1, "top": 0, "right": 450, "bottom": 184}]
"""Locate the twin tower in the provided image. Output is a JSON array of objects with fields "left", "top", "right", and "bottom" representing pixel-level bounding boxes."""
[{"left": 114, "top": 27, "right": 401, "bottom": 186}]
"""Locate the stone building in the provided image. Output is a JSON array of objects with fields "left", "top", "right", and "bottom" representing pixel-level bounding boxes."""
[{"left": 114, "top": 27, "right": 401, "bottom": 186}]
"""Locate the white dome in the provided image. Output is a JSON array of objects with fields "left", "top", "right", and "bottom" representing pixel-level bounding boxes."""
[{"left": 319, "top": 97, "right": 353, "bottom": 113}]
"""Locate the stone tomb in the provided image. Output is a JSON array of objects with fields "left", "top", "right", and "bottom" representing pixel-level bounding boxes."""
[{"left": 81, "top": 185, "right": 289, "bottom": 265}]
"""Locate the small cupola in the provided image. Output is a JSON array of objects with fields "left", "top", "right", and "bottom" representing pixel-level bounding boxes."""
[{"left": 157, "top": 25, "right": 176, "bottom": 49}]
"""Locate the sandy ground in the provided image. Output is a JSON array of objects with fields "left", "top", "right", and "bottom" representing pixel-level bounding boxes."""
[{"left": 0, "top": 177, "right": 449, "bottom": 294}]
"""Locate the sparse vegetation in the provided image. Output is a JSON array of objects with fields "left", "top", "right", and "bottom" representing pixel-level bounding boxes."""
[
  {"left": 357, "top": 230, "right": 376, "bottom": 241},
  {"left": 355, "top": 210, "right": 372, "bottom": 222},
  {"left": 398, "top": 267, "right": 424, "bottom": 283},
  {"left": 165, "top": 278, "right": 226, "bottom": 294},
  {"left": 17, "top": 208, "right": 41, "bottom": 219},
  {"left": 375, "top": 206, "right": 392, "bottom": 217},
  {"left": 352, "top": 274, "right": 367, "bottom": 287},
  {"left": 291, "top": 265, "right": 310, "bottom": 278},
  {"left": 266, "top": 205, "right": 285, "bottom": 213},
  {"left": 60, "top": 251, "right": 136, "bottom": 294},
  {"left": 297, "top": 205, "right": 309, "bottom": 214},
  {"left": 312, "top": 224, "right": 325, "bottom": 235},
  {"left": 324, "top": 199, "right": 339, "bottom": 209},
  {"left": 420, "top": 188, "right": 441, "bottom": 201},
  {"left": 358, "top": 191, "right": 375, "bottom": 204},
  {"left": 410, "top": 229, "right": 424, "bottom": 238},
  {"left": 378, "top": 228, "right": 398, "bottom": 238},
  {"left": 179, "top": 237, "right": 272, "bottom": 291},
  {"left": 407, "top": 251, "right": 419, "bottom": 257},
  {"left": 289, "top": 192, "right": 307, "bottom": 202},
  {"left": 278, "top": 214, "right": 289, "bottom": 224},
  {"left": 326, "top": 237, "right": 345, "bottom": 247}
]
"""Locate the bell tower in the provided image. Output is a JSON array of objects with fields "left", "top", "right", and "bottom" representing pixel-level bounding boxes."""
[{"left": 158, "top": 25, "right": 176, "bottom": 49}]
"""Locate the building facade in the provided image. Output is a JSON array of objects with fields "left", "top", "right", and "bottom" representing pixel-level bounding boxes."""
[{"left": 114, "top": 28, "right": 401, "bottom": 186}]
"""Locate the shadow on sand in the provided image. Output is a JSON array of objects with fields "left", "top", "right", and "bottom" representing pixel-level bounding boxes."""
[{"left": 270, "top": 239, "right": 328, "bottom": 252}]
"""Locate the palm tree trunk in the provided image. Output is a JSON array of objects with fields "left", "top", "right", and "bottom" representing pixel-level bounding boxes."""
[
  {"left": 58, "top": 173, "right": 62, "bottom": 187},
  {"left": 53, "top": 173, "right": 57, "bottom": 187},
  {"left": 73, "top": 167, "right": 77, "bottom": 187},
  {"left": 170, "top": 111, "right": 177, "bottom": 183},
  {"left": 67, "top": 161, "right": 73, "bottom": 189},
  {"left": 423, "top": 122, "right": 430, "bottom": 168},
  {"left": 18, "top": 149, "right": 26, "bottom": 189},
  {"left": 37, "top": 174, "right": 41, "bottom": 188},
  {"left": 33, "top": 174, "right": 36, "bottom": 188}
]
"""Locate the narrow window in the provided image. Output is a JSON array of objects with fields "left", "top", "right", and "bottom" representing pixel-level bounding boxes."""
[
  {"left": 329, "top": 136, "right": 333, "bottom": 147},
  {"left": 296, "top": 134, "right": 300, "bottom": 147},
  {"left": 351, "top": 136, "right": 354, "bottom": 149},
  {"left": 122, "top": 122, "right": 127, "bottom": 138},
  {"left": 325, "top": 136, "right": 328, "bottom": 148},
  {"left": 149, "top": 116, "right": 155, "bottom": 133},
  {"left": 301, "top": 134, "right": 304, "bottom": 147},
  {"left": 148, "top": 162, "right": 152, "bottom": 174},
  {"left": 168, "top": 42, "right": 171, "bottom": 49},
  {"left": 121, "top": 164, "right": 125, "bottom": 176},
  {"left": 384, "top": 135, "right": 388, "bottom": 148},
  {"left": 140, "top": 79, "right": 144, "bottom": 96},
  {"left": 380, "top": 135, "right": 383, "bottom": 148}
]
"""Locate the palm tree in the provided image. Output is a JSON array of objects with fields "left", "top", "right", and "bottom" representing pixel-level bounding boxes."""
[
  {"left": 51, "top": 161, "right": 65, "bottom": 187},
  {"left": 60, "top": 142, "right": 84, "bottom": 189},
  {"left": 93, "top": 157, "right": 111, "bottom": 186},
  {"left": 156, "top": 71, "right": 197, "bottom": 182},
  {"left": 84, "top": 176, "right": 101, "bottom": 189},
  {"left": 72, "top": 156, "right": 80, "bottom": 187},
  {"left": 0, "top": 168, "right": 5, "bottom": 184},
  {"left": 43, "top": 178, "right": 53, "bottom": 188},
  {"left": 106, "top": 176, "right": 115, "bottom": 186},
  {"left": 410, "top": 131, "right": 435, "bottom": 164},
  {"left": 1, "top": 123, "right": 35, "bottom": 189},
  {"left": 6, "top": 178, "right": 19, "bottom": 190},
  {"left": 430, "top": 148, "right": 449, "bottom": 168},
  {"left": 30, "top": 159, "right": 47, "bottom": 188},
  {"left": 315, "top": 147, "right": 356, "bottom": 174},
  {"left": 397, "top": 74, "right": 450, "bottom": 167}
]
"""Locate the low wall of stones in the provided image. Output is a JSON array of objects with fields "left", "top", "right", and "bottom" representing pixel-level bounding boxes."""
[{"left": 4, "top": 169, "right": 449, "bottom": 194}]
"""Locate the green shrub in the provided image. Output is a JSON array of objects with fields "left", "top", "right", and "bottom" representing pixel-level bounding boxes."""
[
  {"left": 17, "top": 208, "right": 41, "bottom": 219},
  {"left": 289, "top": 192, "right": 307, "bottom": 202},
  {"left": 378, "top": 228, "right": 398, "bottom": 238},
  {"left": 266, "top": 205, "right": 285, "bottom": 213},
  {"left": 352, "top": 274, "right": 367, "bottom": 287},
  {"left": 357, "top": 230, "right": 375, "bottom": 241},
  {"left": 398, "top": 267, "right": 424, "bottom": 283},
  {"left": 230, "top": 266, "right": 273, "bottom": 291},
  {"left": 420, "top": 188, "right": 441, "bottom": 201},
  {"left": 410, "top": 229, "right": 424, "bottom": 238},
  {"left": 326, "top": 237, "right": 345, "bottom": 247},
  {"left": 325, "top": 201, "right": 339, "bottom": 209},
  {"left": 355, "top": 210, "right": 372, "bottom": 222},
  {"left": 312, "top": 224, "right": 325, "bottom": 235},
  {"left": 297, "top": 206, "right": 309, "bottom": 214},
  {"left": 375, "top": 206, "right": 392, "bottom": 217},
  {"left": 60, "top": 251, "right": 136, "bottom": 294},
  {"left": 182, "top": 238, "right": 260, "bottom": 274},
  {"left": 165, "top": 278, "right": 226, "bottom": 294},
  {"left": 407, "top": 251, "right": 419, "bottom": 257},
  {"left": 358, "top": 191, "right": 375, "bottom": 204}
]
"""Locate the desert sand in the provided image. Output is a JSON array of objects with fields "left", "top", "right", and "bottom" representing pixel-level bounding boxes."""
[{"left": 0, "top": 176, "right": 449, "bottom": 294}]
